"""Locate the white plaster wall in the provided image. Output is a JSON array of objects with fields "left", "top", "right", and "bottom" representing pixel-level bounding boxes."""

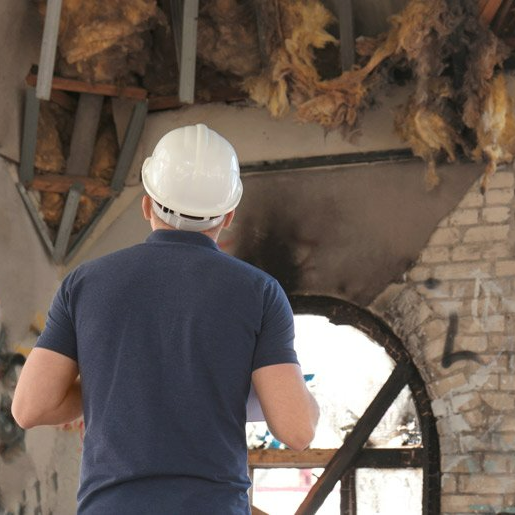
[{"left": 0, "top": 158, "right": 82, "bottom": 514}]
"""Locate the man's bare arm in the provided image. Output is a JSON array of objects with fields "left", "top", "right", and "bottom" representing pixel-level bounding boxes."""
[
  {"left": 252, "top": 363, "right": 319, "bottom": 451},
  {"left": 12, "top": 348, "right": 82, "bottom": 429}
]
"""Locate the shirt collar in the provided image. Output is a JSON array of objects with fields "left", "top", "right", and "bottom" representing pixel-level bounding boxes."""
[{"left": 146, "top": 229, "right": 220, "bottom": 251}]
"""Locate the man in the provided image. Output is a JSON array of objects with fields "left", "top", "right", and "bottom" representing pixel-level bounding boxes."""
[{"left": 12, "top": 124, "right": 319, "bottom": 514}]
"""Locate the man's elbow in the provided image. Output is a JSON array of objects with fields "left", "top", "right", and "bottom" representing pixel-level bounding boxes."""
[
  {"left": 11, "top": 409, "right": 32, "bottom": 430},
  {"left": 11, "top": 400, "right": 40, "bottom": 430},
  {"left": 284, "top": 425, "right": 317, "bottom": 451},
  {"left": 282, "top": 412, "right": 320, "bottom": 451}
]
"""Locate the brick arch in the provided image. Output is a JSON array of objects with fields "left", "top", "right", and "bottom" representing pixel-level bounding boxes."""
[{"left": 290, "top": 294, "right": 441, "bottom": 515}]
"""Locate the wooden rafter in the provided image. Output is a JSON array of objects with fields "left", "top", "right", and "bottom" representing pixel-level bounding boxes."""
[
  {"left": 30, "top": 174, "right": 113, "bottom": 198},
  {"left": 26, "top": 72, "right": 147, "bottom": 101}
]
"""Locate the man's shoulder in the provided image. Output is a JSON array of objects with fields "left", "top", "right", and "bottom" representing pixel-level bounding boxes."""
[{"left": 69, "top": 244, "right": 146, "bottom": 279}]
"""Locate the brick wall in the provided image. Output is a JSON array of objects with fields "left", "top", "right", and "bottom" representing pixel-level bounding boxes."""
[{"left": 373, "top": 170, "right": 515, "bottom": 514}]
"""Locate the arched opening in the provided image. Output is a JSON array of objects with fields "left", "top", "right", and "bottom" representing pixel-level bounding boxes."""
[{"left": 247, "top": 296, "right": 440, "bottom": 515}]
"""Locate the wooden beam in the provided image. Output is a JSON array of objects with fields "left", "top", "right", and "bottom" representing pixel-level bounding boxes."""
[
  {"left": 148, "top": 88, "right": 247, "bottom": 112},
  {"left": 26, "top": 73, "right": 147, "bottom": 101},
  {"left": 249, "top": 449, "right": 337, "bottom": 469},
  {"left": 30, "top": 174, "right": 113, "bottom": 198},
  {"left": 248, "top": 447, "right": 423, "bottom": 469}
]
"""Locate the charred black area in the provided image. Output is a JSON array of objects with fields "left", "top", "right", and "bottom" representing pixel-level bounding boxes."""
[{"left": 235, "top": 217, "right": 303, "bottom": 294}]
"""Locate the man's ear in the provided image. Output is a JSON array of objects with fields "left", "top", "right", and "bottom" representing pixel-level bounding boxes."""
[
  {"left": 223, "top": 210, "right": 235, "bottom": 229},
  {"left": 142, "top": 195, "right": 153, "bottom": 221}
]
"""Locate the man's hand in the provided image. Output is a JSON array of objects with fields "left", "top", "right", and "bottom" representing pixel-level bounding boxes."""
[
  {"left": 252, "top": 363, "right": 319, "bottom": 451},
  {"left": 12, "top": 348, "right": 82, "bottom": 429}
]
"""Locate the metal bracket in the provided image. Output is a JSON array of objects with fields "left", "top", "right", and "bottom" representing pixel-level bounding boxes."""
[
  {"left": 53, "top": 183, "right": 85, "bottom": 264},
  {"left": 67, "top": 94, "right": 104, "bottom": 177},
  {"left": 170, "top": 0, "right": 199, "bottom": 103},
  {"left": 338, "top": 0, "right": 355, "bottom": 71},
  {"left": 36, "top": 0, "right": 63, "bottom": 100},
  {"left": 111, "top": 100, "right": 148, "bottom": 192},
  {"left": 19, "top": 88, "right": 40, "bottom": 184}
]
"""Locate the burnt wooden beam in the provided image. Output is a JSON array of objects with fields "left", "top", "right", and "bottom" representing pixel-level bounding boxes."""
[
  {"left": 340, "top": 469, "right": 357, "bottom": 515},
  {"left": 295, "top": 362, "right": 413, "bottom": 515},
  {"left": 30, "top": 174, "right": 113, "bottom": 198},
  {"left": 26, "top": 72, "right": 147, "bottom": 100}
]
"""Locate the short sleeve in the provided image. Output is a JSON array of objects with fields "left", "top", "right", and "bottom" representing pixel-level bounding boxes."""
[
  {"left": 35, "top": 272, "right": 78, "bottom": 361},
  {"left": 252, "top": 279, "right": 298, "bottom": 371}
]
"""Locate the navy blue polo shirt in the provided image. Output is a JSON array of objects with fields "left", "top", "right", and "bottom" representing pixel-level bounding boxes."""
[{"left": 36, "top": 230, "right": 298, "bottom": 514}]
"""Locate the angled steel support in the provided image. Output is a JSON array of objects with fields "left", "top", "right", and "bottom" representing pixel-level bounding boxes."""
[
  {"left": 19, "top": 88, "right": 40, "bottom": 185},
  {"left": 36, "top": 0, "right": 63, "bottom": 100},
  {"left": 16, "top": 184, "right": 55, "bottom": 255},
  {"left": 53, "top": 183, "right": 84, "bottom": 263},
  {"left": 338, "top": 0, "right": 355, "bottom": 71},
  {"left": 64, "top": 198, "right": 114, "bottom": 264},
  {"left": 170, "top": 0, "right": 199, "bottom": 103},
  {"left": 67, "top": 94, "right": 104, "bottom": 177},
  {"left": 295, "top": 362, "right": 413, "bottom": 515},
  {"left": 110, "top": 100, "right": 148, "bottom": 192}
]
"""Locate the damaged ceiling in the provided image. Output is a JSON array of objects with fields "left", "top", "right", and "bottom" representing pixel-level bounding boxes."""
[{"left": 3, "top": 0, "right": 515, "bottom": 261}]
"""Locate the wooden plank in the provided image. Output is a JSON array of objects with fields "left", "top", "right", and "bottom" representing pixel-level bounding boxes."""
[
  {"left": 148, "top": 88, "right": 247, "bottom": 111},
  {"left": 26, "top": 73, "right": 147, "bottom": 100},
  {"left": 249, "top": 449, "right": 337, "bottom": 469},
  {"left": 480, "top": 0, "right": 504, "bottom": 25},
  {"left": 30, "top": 174, "right": 113, "bottom": 198},
  {"left": 248, "top": 448, "right": 423, "bottom": 469},
  {"left": 295, "top": 363, "right": 413, "bottom": 515},
  {"left": 67, "top": 94, "right": 104, "bottom": 177}
]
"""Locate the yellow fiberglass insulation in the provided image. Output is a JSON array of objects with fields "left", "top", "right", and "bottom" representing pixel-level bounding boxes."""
[
  {"left": 36, "top": 0, "right": 163, "bottom": 83},
  {"left": 247, "top": 0, "right": 514, "bottom": 190},
  {"left": 197, "top": 0, "right": 261, "bottom": 78},
  {"left": 242, "top": 0, "right": 338, "bottom": 118},
  {"left": 33, "top": 101, "right": 118, "bottom": 234},
  {"left": 473, "top": 73, "right": 515, "bottom": 192}
]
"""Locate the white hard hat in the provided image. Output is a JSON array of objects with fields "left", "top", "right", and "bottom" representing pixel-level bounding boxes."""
[{"left": 142, "top": 124, "right": 243, "bottom": 232}]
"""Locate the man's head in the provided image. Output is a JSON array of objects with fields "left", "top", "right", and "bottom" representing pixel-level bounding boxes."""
[{"left": 141, "top": 124, "right": 242, "bottom": 239}]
